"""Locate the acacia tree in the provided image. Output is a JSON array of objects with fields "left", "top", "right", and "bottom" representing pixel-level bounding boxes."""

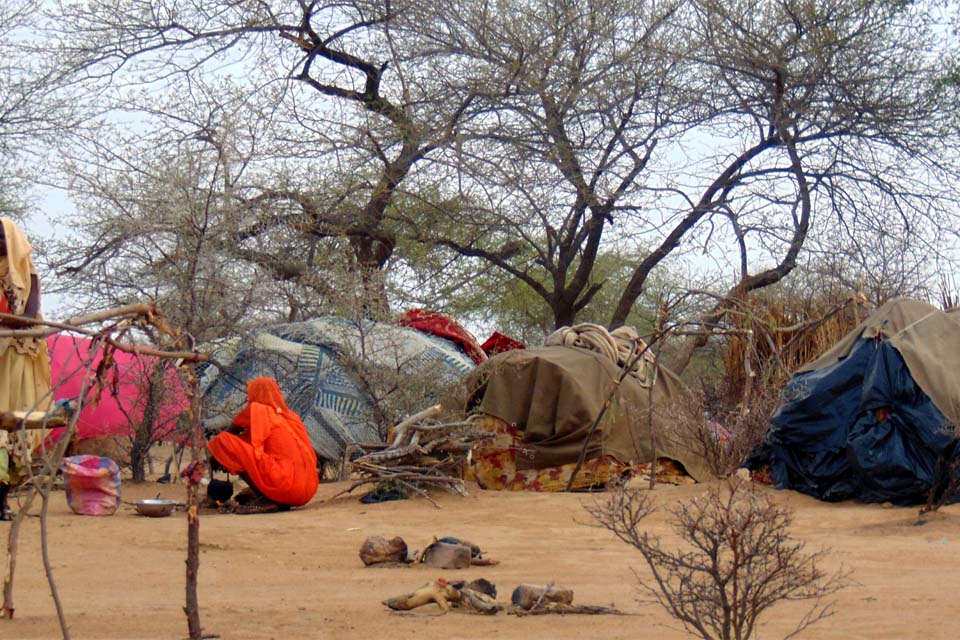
[
  {"left": 614, "top": 0, "right": 960, "bottom": 369},
  {"left": 1, "top": 0, "right": 79, "bottom": 217},
  {"left": 399, "top": 0, "right": 691, "bottom": 327},
  {"left": 399, "top": 0, "right": 959, "bottom": 340},
  {"left": 48, "top": 0, "right": 484, "bottom": 313},
  {"left": 47, "top": 103, "right": 278, "bottom": 341}
]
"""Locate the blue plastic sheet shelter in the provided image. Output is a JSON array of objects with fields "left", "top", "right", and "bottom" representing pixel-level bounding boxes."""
[{"left": 757, "top": 299, "right": 960, "bottom": 504}]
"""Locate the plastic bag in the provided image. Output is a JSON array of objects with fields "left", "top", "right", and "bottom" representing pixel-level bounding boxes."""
[{"left": 60, "top": 455, "right": 121, "bottom": 516}]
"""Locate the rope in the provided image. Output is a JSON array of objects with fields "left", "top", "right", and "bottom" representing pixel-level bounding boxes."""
[{"left": 544, "top": 323, "right": 656, "bottom": 385}]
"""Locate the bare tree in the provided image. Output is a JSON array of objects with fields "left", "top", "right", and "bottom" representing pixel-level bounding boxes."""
[
  {"left": 47, "top": 0, "right": 486, "bottom": 314},
  {"left": 396, "top": 0, "right": 959, "bottom": 337},
  {"left": 401, "top": 0, "right": 690, "bottom": 327},
  {"left": 587, "top": 480, "right": 849, "bottom": 640},
  {"left": 46, "top": 114, "right": 277, "bottom": 341},
  {"left": 625, "top": 0, "right": 960, "bottom": 371}
]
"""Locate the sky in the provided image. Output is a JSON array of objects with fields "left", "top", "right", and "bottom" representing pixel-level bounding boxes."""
[{"left": 26, "top": 183, "right": 75, "bottom": 320}]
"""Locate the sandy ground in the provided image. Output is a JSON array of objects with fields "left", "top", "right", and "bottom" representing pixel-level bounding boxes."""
[{"left": 3, "top": 472, "right": 959, "bottom": 640}]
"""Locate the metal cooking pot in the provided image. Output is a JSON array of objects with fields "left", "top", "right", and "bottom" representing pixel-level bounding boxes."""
[{"left": 134, "top": 499, "right": 178, "bottom": 517}]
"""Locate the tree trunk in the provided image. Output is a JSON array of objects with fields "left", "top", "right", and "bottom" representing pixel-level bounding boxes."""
[
  {"left": 131, "top": 363, "right": 166, "bottom": 483},
  {"left": 552, "top": 300, "right": 577, "bottom": 329},
  {"left": 669, "top": 131, "right": 810, "bottom": 375}
]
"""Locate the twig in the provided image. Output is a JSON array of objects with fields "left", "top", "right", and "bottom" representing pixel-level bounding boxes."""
[
  {"left": 390, "top": 404, "right": 441, "bottom": 445},
  {"left": 4, "top": 362, "right": 89, "bottom": 629},
  {"left": 648, "top": 301, "right": 670, "bottom": 491},
  {"left": 510, "top": 604, "right": 624, "bottom": 616},
  {"left": 355, "top": 442, "right": 426, "bottom": 464},
  {"left": 39, "top": 484, "right": 69, "bottom": 638},
  {"left": 0, "top": 310, "right": 207, "bottom": 361},
  {"left": 530, "top": 581, "right": 554, "bottom": 611},
  {"left": 396, "top": 479, "right": 442, "bottom": 508}
]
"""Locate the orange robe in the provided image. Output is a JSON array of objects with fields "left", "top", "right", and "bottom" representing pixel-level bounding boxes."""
[{"left": 207, "top": 378, "right": 319, "bottom": 507}]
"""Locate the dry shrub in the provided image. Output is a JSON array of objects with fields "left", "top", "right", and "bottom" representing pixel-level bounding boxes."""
[
  {"left": 586, "top": 479, "right": 849, "bottom": 640},
  {"left": 692, "top": 379, "right": 784, "bottom": 477},
  {"left": 921, "top": 429, "right": 960, "bottom": 518},
  {"left": 674, "top": 291, "right": 867, "bottom": 478},
  {"left": 339, "top": 335, "right": 463, "bottom": 441},
  {"left": 721, "top": 293, "right": 866, "bottom": 404},
  {"left": 652, "top": 377, "right": 782, "bottom": 479}
]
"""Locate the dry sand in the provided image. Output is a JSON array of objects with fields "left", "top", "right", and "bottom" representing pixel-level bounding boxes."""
[{"left": 3, "top": 476, "right": 959, "bottom": 640}]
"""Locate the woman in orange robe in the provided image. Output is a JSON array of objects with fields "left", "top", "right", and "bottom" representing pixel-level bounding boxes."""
[{"left": 208, "top": 377, "right": 318, "bottom": 511}]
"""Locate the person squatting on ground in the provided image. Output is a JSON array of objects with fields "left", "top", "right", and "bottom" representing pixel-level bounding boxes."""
[
  {"left": 0, "top": 218, "right": 53, "bottom": 520},
  {"left": 207, "top": 377, "right": 319, "bottom": 514}
]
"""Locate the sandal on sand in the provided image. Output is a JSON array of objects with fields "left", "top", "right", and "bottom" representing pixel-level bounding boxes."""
[
  {"left": 233, "top": 487, "right": 256, "bottom": 505},
  {"left": 232, "top": 495, "right": 290, "bottom": 515}
]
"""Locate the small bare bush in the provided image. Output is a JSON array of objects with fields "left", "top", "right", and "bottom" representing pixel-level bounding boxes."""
[
  {"left": 692, "top": 381, "right": 783, "bottom": 477},
  {"left": 586, "top": 480, "right": 849, "bottom": 640},
  {"left": 921, "top": 426, "right": 960, "bottom": 518},
  {"left": 651, "top": 380, "right": 780, "bottom": 480}
]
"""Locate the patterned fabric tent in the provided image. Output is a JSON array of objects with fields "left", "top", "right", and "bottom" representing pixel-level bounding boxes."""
[{"left": 198, "top": 317, "right": 475, "bottom": 463}]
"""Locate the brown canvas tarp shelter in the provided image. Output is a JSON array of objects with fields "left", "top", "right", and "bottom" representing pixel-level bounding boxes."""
[{"left": 465, "top": 345, "right": 711, "bottom": 482}]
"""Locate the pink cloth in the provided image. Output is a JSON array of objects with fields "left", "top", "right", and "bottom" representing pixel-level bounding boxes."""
[
  {"left": 60, "top": 455, "right": 121, "bottom": 516},
  {"left": 45, "top": 335, "right": 189, "bottom": 443}
]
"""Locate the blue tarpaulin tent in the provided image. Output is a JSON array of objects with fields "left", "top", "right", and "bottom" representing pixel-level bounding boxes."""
[{"left": 755, "top": 299, "right": 960, "bottom": 504}]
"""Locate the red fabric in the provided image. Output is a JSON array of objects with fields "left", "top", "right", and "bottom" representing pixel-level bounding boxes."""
[
  {"left": 0, "top": 294, "right": 8, "bottom": 314},
  {"left": 480, "top": 331, "right": 526, "bottom": 356},
  {"left": 207, "top": 377, "right": 319, "bottom": 507},
  {"left": 398, "top": 309, "right": 487, "bottom": 364}
]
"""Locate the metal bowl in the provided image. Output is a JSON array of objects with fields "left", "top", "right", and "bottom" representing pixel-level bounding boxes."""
[{"left": 134, "top": 499, "right": 178, "bottom": 517}]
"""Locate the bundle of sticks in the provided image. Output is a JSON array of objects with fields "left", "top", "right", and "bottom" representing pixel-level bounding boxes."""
[{"left": 335, "top": 405, "right": 493, "bottom": 506}]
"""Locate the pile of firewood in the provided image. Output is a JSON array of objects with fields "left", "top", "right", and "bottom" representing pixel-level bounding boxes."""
[{"left": 335, "top": 405, "right": 493, "bottom": 505}]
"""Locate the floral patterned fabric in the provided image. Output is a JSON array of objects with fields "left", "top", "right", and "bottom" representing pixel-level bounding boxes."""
[{"left": 464, "top": 415, "right": 695, "bottom": 491}]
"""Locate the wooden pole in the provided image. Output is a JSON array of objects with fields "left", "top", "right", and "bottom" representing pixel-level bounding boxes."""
[
  {"left": 181, "top": 372, "right": 210, "bottom": 639},
  {"left": 40, "top": 486, "right": 70, "bottom": 638},
  {"left": 0, "top": 302, "right": 208, "bottom": 629}
]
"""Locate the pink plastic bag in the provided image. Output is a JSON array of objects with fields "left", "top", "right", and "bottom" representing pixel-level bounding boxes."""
[{"left": 60, "top": 455, "right": 121, "bottom": 516}]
